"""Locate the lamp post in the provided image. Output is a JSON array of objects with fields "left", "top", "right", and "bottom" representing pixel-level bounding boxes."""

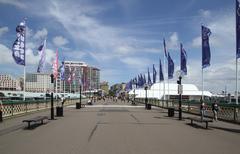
[
  {"left": 80, "top": 84, "right": 82, "bottom": 108},
  {"left": 144, "top": 84, "right": 148, "bottom": 109},
  {"left": 50, "top": 74, "right": 54, "bottom": 120},
  {"left": 177, "top": 76, "right": 182, "bottom": 120},
  {"left": 76, "top": 83, "right": 81, "bottom": 109}
]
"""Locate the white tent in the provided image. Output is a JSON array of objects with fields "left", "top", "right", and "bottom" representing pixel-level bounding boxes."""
[{"left": 128, "top": 82, "right": 212, "bottom": 100}]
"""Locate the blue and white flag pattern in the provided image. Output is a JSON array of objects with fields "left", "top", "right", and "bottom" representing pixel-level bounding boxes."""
[
  {"left": 153, "top": 64, "right": 157, "bottom": 83},
  {"left": 12, "top": 20, "right": 26, "bottom": 66},
  {"left": 202, "top": 25, "right": 211, "bottom": 69},
  {"left": 37, "top": 39, "right": 46, "bottom": 73},
  {"left": 180, "top": 43, "right": 187, "bottom": 75},
  {"left": 59, "top": 61, "right": 65, "bottom": 81},
  {"left": 168, "top": 53, "right": 174, "bottom": 79},
  {"left": 236, "top": 0, "right": 240, "bottom": 58},
  {"left": 148, "top": 68, "right": 152, "bottom": 85},
  {"left": 159, "top": 59, "right": 164, "bottom": 81}
]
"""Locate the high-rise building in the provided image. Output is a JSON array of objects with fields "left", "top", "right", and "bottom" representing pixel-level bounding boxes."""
[
  {"left": 0, "top": 74, "right": 21, "bottom": 91},
  {"left": 25, "top": 73, "right": 51, "bottom": 93},
  {"left": 100, "top": 81, "right": 109, "bottom": 94},
  {"left": 63, "top": 61, "right": 100, "bottom": 93}
]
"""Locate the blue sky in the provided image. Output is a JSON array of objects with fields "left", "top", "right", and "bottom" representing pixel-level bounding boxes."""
[{"left": 0, "top": 0, "right": 237, "bottom": 93}]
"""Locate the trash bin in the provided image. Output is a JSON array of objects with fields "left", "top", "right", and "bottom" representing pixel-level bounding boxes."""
[
  {"left": 76, "top": 102, "right": 81, "bottom": 109},
  {"left": 168, "top": 108, "right": 174, "bottom": 117},
  {"left": 56, "top": 106, "right": 63, "bottom": 116},
  {"left": 146, "top": 104, "right": 152, "bottom": 110}
]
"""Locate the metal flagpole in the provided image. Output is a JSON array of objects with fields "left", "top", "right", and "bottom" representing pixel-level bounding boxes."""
[
  {"left": 202, "top": 68, "right": 204, "bottom": 100},
  {"left": 236, "top": 57, "right": 238, "bottom": 104},
  {"left": 23, "top": 66, "right": 26, "bottom": 100},
  {"left": 168, "top": 78, "right": 169, "bottom": 101},
  {"left": 163, "top": 53, "right": 166, "bottom": 101},
  {"left": 236, "top": 0, "right": 239, "bottom": 105},
  {"left": 23, "top": 18, "right": 26, "bottom": 101}
]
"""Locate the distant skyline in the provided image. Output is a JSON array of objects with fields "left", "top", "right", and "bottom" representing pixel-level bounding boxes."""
[{"left": 0, "top": 0, "right": 237, "bottom": 93}]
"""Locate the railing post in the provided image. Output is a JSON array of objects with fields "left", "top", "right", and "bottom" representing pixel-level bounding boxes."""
[
  {"left": 11, "top": 102, "right": 14, "bottom": 116},
  {"left": 25, "top": 100, "right": 27, "bottom": 113},
  {"left": 234, "top": 106, "right": 237, "bottom": 122},
  {"left": 188, "top": 101, "right": 190, "bottom": 112}
]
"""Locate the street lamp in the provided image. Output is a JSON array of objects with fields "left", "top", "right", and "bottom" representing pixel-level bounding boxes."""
[
  {"left": 144, "top": 84, "right": 148, "bottom": 109},
  {"left": 76, "top": 83, "right": 81, "bottom": 109},
  {"left": 177, "top": 76, "right": 182, "bottom": 120},
  {"left": 50, "top": 74, "right": 54, "bottom": 120}
]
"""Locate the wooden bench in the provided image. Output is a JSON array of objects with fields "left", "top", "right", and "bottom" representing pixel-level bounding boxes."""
[
  {"left": 188, "top": 117, "right": 213, "bottom": 129},
  {"left": 22, "top": 116, "right": 48, "bottom": 129}
]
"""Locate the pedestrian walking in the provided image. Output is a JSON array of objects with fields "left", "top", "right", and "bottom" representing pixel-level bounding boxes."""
[
  {"left": 200, "top": 99, "right": 206, "bottom": 121},
  {"left": 212, "top": 101, "right": 219, "bottom": 121}
]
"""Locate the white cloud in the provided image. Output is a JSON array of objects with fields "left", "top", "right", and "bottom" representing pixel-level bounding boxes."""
[
  {"left": 52, "top": 36, "right": 69, "bottom": 47},
  {"left": 0, "top": 26, "right": 8, "bottom": 36},
  {"left": 0, "top": 0, "right": 26, "bottom": 8},
  {"left": 33, "top": 28, "right": 48, "bottom": 40},
  {"left": 121, "top": 57, "right": 151, "bottom": 71},
  {"left": 191, "top": 36, "right": 201, "bottom": 47},
  {"left": 166, "top": 32, "right": 179, "bottom": 51},
  {"left": 199, "top": 9, "right": 211, "bottom": 18},
  {"left": 0, "top": 44, "right": 13, "bottom": 64}
]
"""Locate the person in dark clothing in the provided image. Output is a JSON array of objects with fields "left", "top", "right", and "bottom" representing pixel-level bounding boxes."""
[
  {"left": 200, "top": 99, "right": 206, "bottom": 121},
  {"left": 212, "top": 101, "right": 219, "bottom": 121}
]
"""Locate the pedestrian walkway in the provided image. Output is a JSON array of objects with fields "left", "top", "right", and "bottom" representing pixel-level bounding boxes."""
[{"left": 0, "top": 99, "right": 239, "bottom": 154}]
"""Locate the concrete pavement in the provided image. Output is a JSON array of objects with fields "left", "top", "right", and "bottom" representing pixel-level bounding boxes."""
[{"left": 0, "top": 98, "right": 239, "bottom": 154}]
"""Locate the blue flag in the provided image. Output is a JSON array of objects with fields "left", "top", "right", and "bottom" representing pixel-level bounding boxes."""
[
  {"left": 168, "top": 53, "right": 174, "bottom": 79},
  {"left": 143, "top": 74, "right": 146, "bottom": 85},
  {"left": 159, "top": 59, "right": 164, "bottom": 81},
  {"left": 202, "top": 25, "right": 211, "bottom": 69},
  {"left": 37, "top": 39, "right": 46, "bottom": 73},
  {"left": 236, "top": 0, "right": 240, "bottom": 58},
  {"left": 148, "top": 68, "right": 152, "bottom": 85},
  {"left": 59, "top": 61, "right": 65, "bottom": 80},
  {"left": 12, "top": 20, "right": 26, "bottom": 66},
  {"left": 163, "top": 38, "right": 168, "bottom": 58},
  {"left": 180, "top": 43, "right": 187, "bottom": 75},
  {"left": 153, "top": 64, "right": 157, "bottom": 83}
]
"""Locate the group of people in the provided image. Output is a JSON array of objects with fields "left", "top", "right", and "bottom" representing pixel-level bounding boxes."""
[{"left": 200, "top": 99, "right": 219, "bottom": 121}]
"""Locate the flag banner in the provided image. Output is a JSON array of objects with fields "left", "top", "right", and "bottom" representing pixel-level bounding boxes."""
[
  {"left": 202, "top": 25, "right": 211, "bottom": 69},
  {"left": 180, "top": 43, "right": 187, "bottom": 75},
  {"left": 168, "top": 53, "right": 174, "bottom": 79},
  {"left": 159, "top": 59, "right": 164, "bottom": 81},
  {"left": 53, "top": 50, "right": 59, "bottom": 79},
  {"left": 140, "top": 74, "right": 144, "bottom": 87},
  {"left": 137, "top": 75, "right": 140, "bottom": 87},
  {"left": 153, "top": 64, "right": 157, "bottom": 83},
  {"left": 60, "top": 61, "right": 65, "bottom": 81},
  {"left": 72, "top": 67, "right": 76, "bottom": 85},
  {"left": 148, "top": 68, "right": 152, "bottom": 85},
  {"left": 163, "top": 38, "right": 168, "bottom": 58},
  {"left": 37, "top": 39, "right": 46, "bottom": 73},
  {"left": 12, "top": 20, "right": 26, "bottom": 66},
  {"left": 67, "top": 65, "right": 72, "bottom": 84},
  {"left": 236, "top": 0, "right": 240, "bottom": 58},
  {"left": 143, "top": 74, "right": 146, "bottom": 85}
]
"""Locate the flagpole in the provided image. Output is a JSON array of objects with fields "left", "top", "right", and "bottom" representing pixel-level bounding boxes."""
[
  {"left": 23, "top": 66, "right": 26, "bottom": 101},
  {"left": 23, "top": 18, "right": 26, "bottom": 101},
  {"left": 163, "top": 52, "right": 166, "bottom": 101},
  {"left": 236, "top": 0, "right": 239, "bottom": 105},
  {"left": 168, "top": 78, "right": 169, "bottom": 102},
  {"left": 202, "top": 68, "right": 204, "bottom": 100},
  {"left": 236, "top": 58, "right": 238, "bottom": 104}
]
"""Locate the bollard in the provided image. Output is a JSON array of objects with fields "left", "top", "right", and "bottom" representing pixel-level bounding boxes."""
[{"left": 0, "top": 101, "right": 2, "bottom": 122}]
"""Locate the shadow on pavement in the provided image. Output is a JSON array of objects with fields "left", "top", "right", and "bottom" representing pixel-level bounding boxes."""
[
  {"left": 210, "top": 126, "right": 240, "bottom": 134},
  {"left": 186, "top": 123, "right": 213, "bottom": 130}
]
